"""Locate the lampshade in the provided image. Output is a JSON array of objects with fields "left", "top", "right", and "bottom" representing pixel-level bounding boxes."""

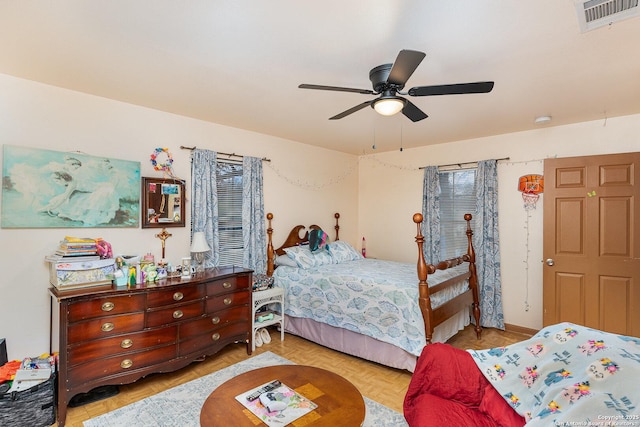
[
  {"left": 190, "top": 232, "right": 211, "bottom": 253},
  {"left": 373, "top": 97, "right": 405, "bottom": 116}
]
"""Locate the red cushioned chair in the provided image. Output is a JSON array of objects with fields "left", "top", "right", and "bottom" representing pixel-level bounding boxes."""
[{"left": 403, "top": 343, "right": 526, "bottom": 427}]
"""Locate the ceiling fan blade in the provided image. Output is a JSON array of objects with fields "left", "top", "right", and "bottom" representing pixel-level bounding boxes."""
[
  {"left": 299, "top": 84, "right": 374, "bottom": 95},
  {"left": 402, "top": 99, "right": 428, "bottom": 122},
  {"left": 329, "top": 101, "right": 373, "bottom": 120},
  {"left": 408, "top": 81, "right": 494, "bottom": 97},
  {"left": 387, "top": 50, "right": 426, "bottom": 87}
]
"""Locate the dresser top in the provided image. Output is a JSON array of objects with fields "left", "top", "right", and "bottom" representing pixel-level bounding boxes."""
[{"left": 49, "top": 266, "right": 253, "bottom": 300}]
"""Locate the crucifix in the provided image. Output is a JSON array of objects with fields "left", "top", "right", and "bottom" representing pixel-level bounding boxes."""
[{"left": 155, "top": 228, "right": 172, "bottom": 259}]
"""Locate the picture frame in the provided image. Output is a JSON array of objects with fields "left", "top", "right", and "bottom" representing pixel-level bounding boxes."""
[
  {"left": 1, "top": 145, "right": 140, "bottom": 228},
  {"left": 141, "top": 177, "right": 186, "bottom": 228}
]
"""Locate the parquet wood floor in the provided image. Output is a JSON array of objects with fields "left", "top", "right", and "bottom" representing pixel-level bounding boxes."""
[{"left": 57, "top": 325, "right": 531, "bottom": 427}]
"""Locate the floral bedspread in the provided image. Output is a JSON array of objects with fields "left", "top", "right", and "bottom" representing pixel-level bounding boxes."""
[
  {"left": 468, "top": 322, "right": 640, "bottom": 427},
  {"left": 272, "top": 259, "right": 469, "bottom": 356}
]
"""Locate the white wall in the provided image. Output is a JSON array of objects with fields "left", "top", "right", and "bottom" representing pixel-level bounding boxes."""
[
  {"left": 0, "top": 74, "right": 358, "bottom": 360},
  {"left": 358, "top": 114, "right": 640, "bottom": 330},
  {"left": 2, "top": 71, "right": 638, "bottom": 359}
]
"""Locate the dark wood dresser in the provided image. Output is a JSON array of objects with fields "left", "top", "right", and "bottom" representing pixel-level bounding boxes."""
[{"left": 49, "top": 266, "right": 252, "bottom": 427}]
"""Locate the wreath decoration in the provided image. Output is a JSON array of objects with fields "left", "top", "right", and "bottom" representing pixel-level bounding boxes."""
[{"left": 150, "top": 147, "right": 174, "bottom": 172}]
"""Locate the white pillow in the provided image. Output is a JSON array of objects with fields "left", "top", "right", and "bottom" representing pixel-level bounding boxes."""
[
  {"left": 274, "top": 254, "right": 298, "bottom": 268},
  {"left": 327, "top": 241, "right": 363, "bottom": 263}
]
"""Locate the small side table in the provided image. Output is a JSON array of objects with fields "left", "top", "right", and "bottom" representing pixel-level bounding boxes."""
[{"left": 251, "top": 287, "right": 285, "bottom": 351}]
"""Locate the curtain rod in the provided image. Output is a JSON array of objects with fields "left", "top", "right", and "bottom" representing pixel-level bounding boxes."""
[
  {"left": 419, "top": 157, "right": 510, "bottom": 170},
  {"left": 180, "top": 145, "right": 271, "bottom": 162}
]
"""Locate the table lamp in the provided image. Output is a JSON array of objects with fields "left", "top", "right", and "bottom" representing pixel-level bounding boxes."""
[{"left": 190, "top": 231, "right": 211, "bottom": 273}]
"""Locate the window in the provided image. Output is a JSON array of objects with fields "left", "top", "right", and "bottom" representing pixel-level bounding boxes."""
[
  {"left": 216, "top": 161, "right": 243, "bottom": 267},
  {"left": 438, "top": 169, "right": 476, "bottom": 260}
]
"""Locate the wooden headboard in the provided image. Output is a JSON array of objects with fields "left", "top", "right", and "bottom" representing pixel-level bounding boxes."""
[{"left": 266, "top": 212, "right": 340, "bottom": 276}]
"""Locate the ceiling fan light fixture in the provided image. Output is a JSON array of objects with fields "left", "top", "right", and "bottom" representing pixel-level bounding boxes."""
[{"left": 373, "top": 97, "right": 405, "bottom": 116}]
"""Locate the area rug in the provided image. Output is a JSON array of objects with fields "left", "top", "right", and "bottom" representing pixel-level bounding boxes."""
[{"left": 83, "top": 351, "right": 408, "bottom": 426}]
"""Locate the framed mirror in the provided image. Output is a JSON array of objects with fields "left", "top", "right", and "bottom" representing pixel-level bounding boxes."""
[{"left": 141, "top": 177, "right": 186, "bottom": 228}]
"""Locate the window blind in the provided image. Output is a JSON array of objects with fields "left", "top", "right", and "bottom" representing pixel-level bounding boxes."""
[
  {"left": 216, "top": 161, "right": 244, "bottom": 267},
  {"left": 438, "top": 169, "right": 476, "bottom": 259}
]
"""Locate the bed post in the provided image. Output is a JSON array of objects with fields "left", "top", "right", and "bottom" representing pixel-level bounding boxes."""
[
  {"left": 334, "top": 213, "right": 340, "bottom": 241},
  {"left": 465, "top": 213, "right": 482, "bottom": 339},
  {"left": 413, "top": 213, "right": 434, "bottom": 344},
  {"left": 266, "top": 213, "right": 275, "bottom": 277}
]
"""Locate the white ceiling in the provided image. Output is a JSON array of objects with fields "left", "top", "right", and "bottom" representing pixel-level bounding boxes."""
[{"left": 1, "top": 1, "right": 639, "bottom": 155}]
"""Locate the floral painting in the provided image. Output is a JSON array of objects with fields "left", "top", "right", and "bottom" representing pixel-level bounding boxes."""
[{"left": 1, "top": 145, "right": 140, "bottom": 228}]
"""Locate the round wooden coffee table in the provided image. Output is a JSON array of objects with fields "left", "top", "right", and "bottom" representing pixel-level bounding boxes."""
[{"left": 200, "top": 365, "right": 366, "bottom": 426}]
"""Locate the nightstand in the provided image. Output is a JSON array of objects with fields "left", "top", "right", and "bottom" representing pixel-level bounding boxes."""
[{"left": 251, "top": 287, "right": 285, "bottom": 351}]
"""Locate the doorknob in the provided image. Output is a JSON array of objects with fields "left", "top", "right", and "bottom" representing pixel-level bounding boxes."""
[{"left": 545, "top": 258, "right": 555, "bottom": 266}]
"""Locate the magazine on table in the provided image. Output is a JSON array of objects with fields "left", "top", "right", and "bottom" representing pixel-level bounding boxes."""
[{"left": 234, "top": 379, "right": 317, "bottom": 426}]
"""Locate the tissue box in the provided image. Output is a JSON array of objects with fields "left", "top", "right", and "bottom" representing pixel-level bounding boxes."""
[{"left": 49, "top": 258, "right": 116, "bottom": 289}]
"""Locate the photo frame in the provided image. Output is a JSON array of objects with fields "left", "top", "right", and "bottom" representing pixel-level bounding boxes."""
[
  {"left": 1, "top": 145, "right": 140, "bottom": 228},
  {"left": 141, "top": 177, "right": 186, "bottom": 228}
]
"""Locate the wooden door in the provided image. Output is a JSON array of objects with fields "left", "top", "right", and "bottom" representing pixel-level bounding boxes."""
[{"left": 543, "top": 152, "right": 640, "bottom": 336}]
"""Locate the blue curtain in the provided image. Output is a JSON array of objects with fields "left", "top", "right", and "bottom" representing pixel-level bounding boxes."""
[
  {"left": 190, "top": 149, "right": 219, "bottom": 268},
  {"left": 242, "top": 156, "right": 267, "bottom": 274},
  {"left": 421, "top": 166, "right": 440, "bottom": 263},
  {"left": 475, "top": 160, "right": 505, "bottom": 329}
]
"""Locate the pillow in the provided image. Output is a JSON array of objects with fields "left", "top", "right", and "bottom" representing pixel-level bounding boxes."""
[
  {"left": 274, "top": 254, "right": 298, "bottom": 268},
  {"left": 284, "top": 245, "right": 334, "bottom": 269},
  {"left": 283, "top": 246, "right": 317, "bottom": 269},
  {"left": 308, "top": 228, "right": 329, "bottom": 253},
  {"left": 327, "top": 241, "right": 363, "bottom": 264},
  {"left": 312, "top": 248, "right": 333, "bottom": 266}
]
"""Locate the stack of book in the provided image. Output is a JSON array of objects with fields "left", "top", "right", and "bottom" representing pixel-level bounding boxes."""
[
  {"left": 46, "top": 236, "right": 115, "bottom": 291},
  {"left": 55, "top": 236, "right": 99, "bottom": 258}
]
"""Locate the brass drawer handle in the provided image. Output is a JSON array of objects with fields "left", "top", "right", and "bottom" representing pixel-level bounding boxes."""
[
  {"left": 101, "top": 322, "right": 115, "bottom": 332},
  {"left": 120, "top": 359, "right": 133, "bottom": 369},
  {"left": 173, "top": 310, "right": 184, "bottom": 319},
  {"left": 211, "top": 316, "right": 220, "bottom": 325},
  {"left": 223, "top": 297, "right": 232, "bottom": 305},
  {"left": 120, "top": 339, "right": 133, "bottom": 349},
  {"left": 222, "top": 282, "right": 232, "bottom": 289},
  {"left": 101, "top": 302, "right": 115, "bottom": 312},
  {"left": 173, "top": 292, "right": 184, "bottom": 301},
  {"left": 211, "top": 333, "right": 220, "bottom": 341}
]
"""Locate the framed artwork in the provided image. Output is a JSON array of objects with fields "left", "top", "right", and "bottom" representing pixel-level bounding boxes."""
[
  {"left": 1, "top": 145, "right": 141, "bottom": 228},
  {"left": 141, "top": 177, "right": 185, "bottom": 228}
]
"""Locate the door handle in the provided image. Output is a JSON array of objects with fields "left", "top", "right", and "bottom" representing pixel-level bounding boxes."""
[{"left": 545, "top": 258, "right": 555, "bottom": 266}]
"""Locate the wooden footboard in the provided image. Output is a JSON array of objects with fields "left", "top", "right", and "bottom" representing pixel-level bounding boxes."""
[{"left": 413, "top": 213, "right": 482, "bottom": 343}]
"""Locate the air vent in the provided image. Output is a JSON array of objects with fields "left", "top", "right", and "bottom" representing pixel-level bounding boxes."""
[{"left": 576, "top": 0, "right": 640, "bottom": 32}]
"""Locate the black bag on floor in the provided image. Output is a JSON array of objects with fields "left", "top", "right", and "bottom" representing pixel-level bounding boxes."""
[{"left": 0, "top": 374, "right": 56, "bottom": 427}]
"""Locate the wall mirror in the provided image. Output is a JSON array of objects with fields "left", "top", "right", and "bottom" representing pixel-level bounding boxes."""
[{"left": 141, "top": 177, "right": 186, "bottom": 228}]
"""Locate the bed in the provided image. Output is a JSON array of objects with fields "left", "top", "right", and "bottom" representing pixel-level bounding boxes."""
[{"left": 265, "top": 212, "right": 481, "bottom": 372}]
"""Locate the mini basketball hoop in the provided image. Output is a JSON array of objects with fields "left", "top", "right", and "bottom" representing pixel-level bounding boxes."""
[{"left": 518, "top": 174, "right": 544, "bottom": 210}]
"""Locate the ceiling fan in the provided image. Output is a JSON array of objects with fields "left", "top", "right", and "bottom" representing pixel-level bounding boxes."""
[{"left": 299, "top": 49, "right": 494, "bottom": 122}]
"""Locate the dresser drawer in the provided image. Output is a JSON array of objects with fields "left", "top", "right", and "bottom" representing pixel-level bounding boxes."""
[
  {"left": 68, "top": 313, "right": 145, "bottom": 343},
  {"left": 179, "top": 306, "right": 249, "bottom": 340},
  {"left": 146, "top": 300, "right": 204, "bottom": 328},
  {"left": 178, "top": 321, "right": 249, "bottom": 357},
  {"left": 68, "top": 327, "right": 178, "bottom": 366},
  {"left": 206, "top": 290, "right": 250, "bottom": 312},
  {"left": 68, "top": 294, "right": 146, "bottom": 323},
  {"left": 67, "top": 344, "right": 177, "bottom": 387},
  {"left": 146, "top": 284, "right": 204, "bottom": 308},
  {"left": 206, "top": 275, "right": 250, "bottom": 297}
]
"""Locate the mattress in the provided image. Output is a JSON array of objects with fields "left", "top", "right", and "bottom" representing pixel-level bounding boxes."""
[{"left": 272, "top": 258, "right": 469, "bottom": 357}]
